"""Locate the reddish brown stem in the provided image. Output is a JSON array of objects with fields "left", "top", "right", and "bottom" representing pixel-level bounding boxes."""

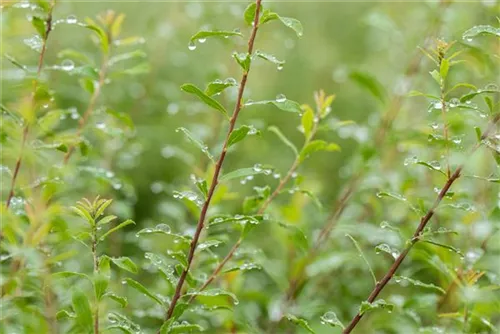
[
  {"left": 5, "top": 4, "right": 55, "bottom": 208},
  {"left": 342, "top": 114, "right": 500, "bottom": 333},
  {"left": 189, "top": 106, "right": 322, "bottom": 302},
  {"left": 163, "top": 0, "right": 263, "bottom": 322}
]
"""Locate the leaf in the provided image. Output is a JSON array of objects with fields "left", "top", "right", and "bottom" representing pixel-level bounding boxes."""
[
  {"left": 301, "top": 107, "right": 314, "bottom": 139},
  {"left": 415, "top": 160, "right": 447, "bottom": 176},
  {"left": 277, "top": 222, "right": 309, "bottom": 252},
  {"left": 122, "top": 278, "right": 164, "bottom": 307},
  {"left": 105, "top": 108, "right": 135, "bottom": 129},
  {"left": 99, "top": 219, "right": 135, "bottom": 241},
  {"left": 71, "top": 206, "right": 95, "bottom": 226},
  {"left": 268, "top": 126, "right": 298, "bottom": 156},
  {"left": 96, "top": 215, "right": 117, "bottom": 226},
  {"left": 346, "top": 234, "right": 376, "bottom": 285},
  {"left": 176, "top": 127, "right": 214, "bottom": 162},
  {"left": 94, "top": 198, "right": 113, "bottom": 218},
  {"left": 232, "top": 52, "right": 251, "bottom": 72},
  {"left": 219, "top": 166, "right": 272, "bottom": 182},
  {"left": 56, "top": 310, "right": 76, "bottom": 320},
  {"left": 106, "top": 312, "right": 141, "bottom": 334},
  {"left": 31, "top": 16, "right": 46, "bottom": 38},
  {"left": 227, "top": 125, "right": 259, "bottom": 148},
  {"left": 205, "top": 78, "right": 237, "bottom": 96},
  {"left": 420, "top": 239, "right": 464, "bottom": 257},
  {"left": 349, "top": 71, "right": 387, "bottom": 103},
  {"left": 190, "top": 30, "right": 242, "bottom": 43},
  {"left": 244, "top": 3, "right": 257, "bottom": 26},
  {"left": 181, "top": 83, "right": 228, "bottom": 117},
  {"left": 277, "top": 16, "right": 303, "bottom": 37},
  {"left": 429, "top": 70, "right": 441, "bottom": 85},
  {"left": 375, "top": 243, "right": 400, "bottom": 259},
  {"left": 299, "top": 140, "right": 340, "bottom": 162},
  {"left": 393, "top": 275, "right": 445, "bottom": 294},
  {"left": 320, "top": 311, "right": 345, "bottom": 329},
  {"left": 4, "top": 54, "right": 28, "bottom": 71},
  {"left": 208, "top": 215, "right": 263, "bottom": 228},
  {"left": 223, "top": 262, "right": 262, "bottom": 273},
  {"left": 284, "top": 314, "right": 315, "bottom": 334},
  {"left": 144, "top": 253, "right": 178, "bottom": 286},
  {"left": 108, "top": 50, "right": 147, "bottom": 66},
  {"left": 255, "top": 50, "right": 285, "bottom": 68},
  {"left": 167, "top": 250, "right": 188, "bottom": 267},
  {"left": 71, "top": 289, "right": 93, "bottom": 333},
  {"left": 120, "top": 62, "right": 150, "bottom": 75},
  {"left": 110, "top": 13, "right": 126, "bottom": 38},
  {"left": 359, "top": 299, "right": 394, "bottom": 315},
  {"left": 169, "top": 322, "right": 204, "bottom": 334},
  {"left": 109, "top": 256, "right": 138, "bottom": 274},
  {"left": 136, "top": 224, "right": 190, "bottom": 246},
  {"left": 463, "top": 25, "right": 500, "bottom": 39},
  {"left": 93, "top": 273, "right": 109, "bottom": 300},
  {"left": 104, "top": 292, "right": 128, "bottom": 308},
  {"left": 183, "top": 288, "right": 238, "bottom": 309},
  {"left": 440, "top": 58, "right": 450, "bottom": 81},
  {"left": 52, "top": 271, "right": 91, "bottom": 284},
  {"left": 197, "top": 239, "right": 224, "bottom": 252},
  {"left": 459, "top": 88, "right": 499, "bottom": 103}
]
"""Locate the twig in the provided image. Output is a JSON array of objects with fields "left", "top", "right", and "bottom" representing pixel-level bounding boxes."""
[
  {"left": 92, "top": 225, "right": 100, "bottom": 334},
  {"left": 188, "top": 116, "right": 320, "bottom": 304},
  {"left": 5, "top": 1, "right": 55, "bottom": 208},
  {"left": 162, "top": 0, "right": 263, "bottom": 322},
  {"left": 342, "top": 114, "right": 500, "bottom": 334}
]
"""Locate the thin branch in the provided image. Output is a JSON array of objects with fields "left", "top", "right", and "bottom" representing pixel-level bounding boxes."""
[
  {"left": 342, "top": 114, "right": 500, "bottom": 334},
  {"left": 92, "top": 225, "right": 100, "bottom": 334},
  {"left": 162, "top": 0, "right": 263, "bottom": 322},
  {"left": 188, "top": 100, "right": 322, "bottom": 303},
  {"left": 275, "top": 2, "right": 450, "bottom": 313},
  {"left": 5, "top": 2, "right": 55, "bottom": 208}
]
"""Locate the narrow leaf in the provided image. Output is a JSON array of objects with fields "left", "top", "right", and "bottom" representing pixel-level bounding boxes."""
[{"left": 180, "top": 83, "right": 228, "bottom": 118}]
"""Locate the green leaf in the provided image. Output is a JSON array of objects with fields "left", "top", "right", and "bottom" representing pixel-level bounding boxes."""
[
  {"left": 108, "top": 50, "right": 147, "bottom": 66},
  {"left": 284, "top": 314, "right": 315, "bottom": 334},
  {"left": 429, "top": 69, "right": 441, "bottom": 85},
  {"left": 459, "top": 88, "right": 499, "bottom": 103},
  {"left": 349, "top": 71, "right": 387, "bottom": 103},
  {"left": 440, "top": 58, "right": 450, "bottom": 81},
  {"left": 56, "top": 310, "right": 76, "bottom": 320},
  {"left": 71, "top": 289, "right": 93, "bottom": 333},
  {"left": 359, "top": 299, "right": 394, "bottom": 315},
  {"left": 96, "top": 215, "right": 117, "bottom": 226},
  {"left": 79, "top": 78, "right": 95, "bottom": 94},
  {"left": 277, "top": 222, "right": 309, "bottom": 252},
  {"left": 104, "top": 292, "right": 128, "bottom": 308},
  {"left": 144, "top": 253, "right": 178, "bottom": 286},
  {"left": 71, "top": 206, "right": 95, "bottom": 226},
  {"left": 299, "top": 140, "right": 340, "bottom": 162},
  {"left": 244, "top": 3, "right": 257, "bottom": 26},
  {"left": 205, "top": 78, "right": 238, "bottom": 96},
  {"left": 109, "top": 256, "right": 138, "bottom": 274},
  {"left": 255, "top": 50, "right": 285, "bottom": 68},
  {"left": 136, "top": 224, "right": 190, "bottom": 246},
  {"left": 169, "top": 322, "right": 204, "bottom": 334},
  {"left": 99, "top": 219, "right": 135, "bottom": 241},
  {"left": 105, "top": 108, "right": 135, "bottom": 130},
  {"left": 223, "top": 262, "right": 262, "bottom": 273},
  {"left": 167, "top": 250, "right": 188, "bottom": 267},
  {"left": 190, "top": 30, "right": 242, "bottom": 43},
  {"left": 181, "top": 83, "right": 228, "bottom": 118},
  {"left": 463, "top": 25, "right": 500, "bottom": 39},
  {"left": 219, "top": 166, "right": 272, "bottom": 182},
  {"left": 320, "top": 311, "right": 345, "bottom": 329},
  {"left": 52, "top": 271, "right": 92, "bottom": 284},
  {"left": 122, "top": 278, "right": 165, "bottom": 307},
  {"left": 420, "top": 239, "right": 464, "bottom": 257},
  {"left": 121, "top": 62, "right": 151, "bottom": 75},
  {"left": 268, "top": 125, "right": 299, "bottom": 156},
  {"left": 260, "top": 11, "right": 303, "bottom": 37},
  {"left": 83, "top": 20, "right": 109, "bottom": 54},
  {"left": 375, "top": 243, "right": 400, "bottom": 259},
  {"left": 227, "top": 125, "right": 259, "bottom": 148},
  {"left": 232, "top": 52, "right": 251, "bottom": 72},
  {"left": 301, "top": 107, "right": 314, "bottom": 139},
  {"left": 197, "top": 239, "right": 224, "bottom": 252},
  {"left": 346, "top": 234, "right": 376, "bottom": 285},
  {"left": 57, "top": 49, "right": 92, "bottom": 65},
  {"left": 176, "top": 127, "right": 214, "bottom": 162},
  {"left": 4, "top": 54, "right": 28, "bottom": 71},
  {"left": 277, "top": 16, "right": 303, "bottom": 37},
  {"left": 106, "top": 312, "right": 141, "bottom": 334},
  {"left": 393, "top": 275, "right": 445, "bottom": 294},
  {"left": 31, "top": 16, "right": 46, "bottom": 38},
  {"left": 246, "top": 99, "right": 302, "bottom": 113},
  {"left": 183, "top": 289, "right": 239, "bottom": 309},
  {"left": 93, "top": 273, "right": 109, "bottom": 301}
]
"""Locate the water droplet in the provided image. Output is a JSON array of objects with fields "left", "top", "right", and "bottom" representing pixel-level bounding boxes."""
[
  {"left": 61, "top": 59, "right": 74, "bottom": 71},
  {"left": 485, "top": 83, "right": 498, "bottom": 91},
  {"left": 275, "top": 94, "right": 286, "bottom": 103},
  {"left": 448, "top": 98, "right": 459, "bottom": 108},
  {"left": 96, "top": 122, "right": 106, "bottom": 130},
  {"left": 66, "top": 15, "right": 77, "bottom": 24},
  {"left": 277, "top": 63, "right": 284, "bottom": 71},
  {"left": 198, "top": 38, "right": 206, "bottom": 44},
  {"left": 291, "top": 172, "right": 298, "bottom": 178},
  {"left": 253, "top": 163, "right": 262, "bottom": 172},
  {"left": 429, "top": 160, "right": 441, "bottom": 170},
  {"left": 188, "top": 41, "right": 196, "bottom": 51},
  {"left": 273, "top": 172, "right": 281, "bottom": 179},
  {"left": 403, "top": 156, "right": 418, "bottom": 166},
  {"left": 432, "top": 102, "right": 443, "bottom": 110}
]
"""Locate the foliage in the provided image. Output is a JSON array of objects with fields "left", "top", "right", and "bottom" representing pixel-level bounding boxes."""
[{"left": 1, "top": 1, "right": 500, "bottom": 334}]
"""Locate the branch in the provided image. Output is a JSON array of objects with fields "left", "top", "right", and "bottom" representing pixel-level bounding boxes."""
[
  {"left": 342, "top": 114, "right": 500, "bottom": 334},
  {"left": 163, "top": 0, "right": 263, "bottom": 322},
  {"left": 5, "top": 2, "right": 56, "bottom": 208}
]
